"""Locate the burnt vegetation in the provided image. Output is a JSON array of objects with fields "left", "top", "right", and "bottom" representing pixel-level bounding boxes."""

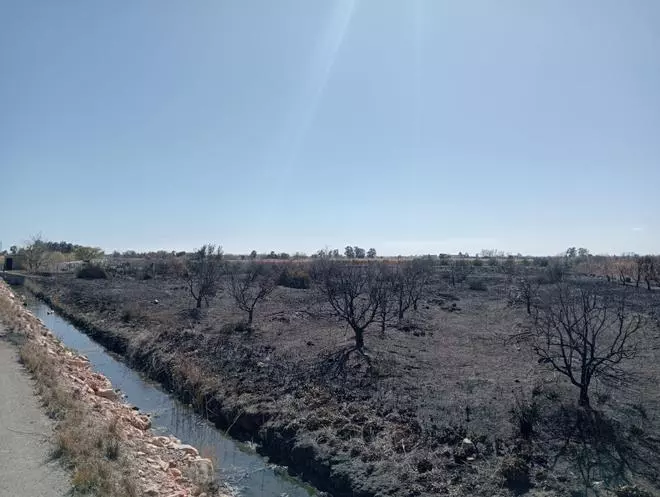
[
  {"left": 16, "top": 244, "right": 660, "bottom": 497},
  {"left": 182, "top": 244, "right": 224, "bottom": 309},
  {"left": 532, "top": 284, "right": 644, "bottom": 407},
  {"left": 226, "top": 262, "right": 277, "bottom": 327}
]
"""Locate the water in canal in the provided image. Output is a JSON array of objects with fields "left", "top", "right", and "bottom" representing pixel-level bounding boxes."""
[{"left": 23, "top": 294, "right": 316, "bottom": 497}]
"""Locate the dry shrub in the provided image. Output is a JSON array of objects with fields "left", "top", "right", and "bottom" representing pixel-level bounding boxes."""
[
  {"left": 277, "top": 267, "right": 311, "bottom": 289},
  {"left": 0, "top": 293, "right": 27, "bottom": 332},
  {"left": 120, "top": 304, "right": 144, "bottom": 323},
  {"left": 510, "top": 393, "right": 541, "bottom": 439},
  {"left": 77, "top": 264, "right": 108, "bottom": 280},
  {"left": 498, "top": 455, "right": 530, "bottom": 491},
  {"left": 171, "top": 359, "right": 219, "bottom": 410},
  {"left": 467, "top": 278, "right": 487, "bottom": 291},
  {"left": 220, "top": 321, "right": 251, "bottom": 334}
]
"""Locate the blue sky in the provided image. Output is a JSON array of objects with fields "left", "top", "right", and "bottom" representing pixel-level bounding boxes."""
[{"left": 1, "top": 1, "right": 658, "bottom": 256}]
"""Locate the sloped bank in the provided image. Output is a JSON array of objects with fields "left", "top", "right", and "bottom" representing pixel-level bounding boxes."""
[
  {"left": 0, "top": 281, "right": 224, "bottom": 497},
  {"left": 24, "top": 280, "right": 377, "bottom": 497}
]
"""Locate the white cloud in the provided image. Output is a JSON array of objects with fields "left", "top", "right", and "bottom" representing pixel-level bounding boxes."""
[{"left": 632, "top": 227, "right": 645, "bottom": 232}]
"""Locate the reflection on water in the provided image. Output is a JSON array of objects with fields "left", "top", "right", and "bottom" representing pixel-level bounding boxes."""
[{"left": 24, "top": 295, "right": 315, "bottom": 497}]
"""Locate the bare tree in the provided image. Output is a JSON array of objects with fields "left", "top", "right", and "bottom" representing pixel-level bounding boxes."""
[
  {"left": 516, "top": 276, "right": 540, "bottom": 315},
  {"left": 392, "top": 265, "right": 412, "bottom": 320},
  {"left": 533, "top": 284, "right": 644, "bottom": 407},
  {"left": 502, "top": 256, "right": 517, "bottom": 280},
  {"left": 638, "top": 256, "right": 657, "bottom": 291},
  {"left": 316, "top": 260, "right": 383, "bottom": 350},
  {"left": 183, "top": 244, "right": 224, "bottom": 309},
  {"left": 634, "top": 256, "right": 644, "bottom": 288},
  {"left": 227, "top": 262, "right": 277, "bottom": 327},
  {"left": 409, "top": 258, "right": 433, "bottom": 311},
  {"left": 375, "top": 264, "right": 397, "bottom": 334},
  {"left": 22, "top": 234, "right": 49, "bottom": 273},
  {"left": 392, "top": 259, "right": 433, "bottom": 319},
  {"left": 448, "top": 258, "right": 470, "bottom": 288}
]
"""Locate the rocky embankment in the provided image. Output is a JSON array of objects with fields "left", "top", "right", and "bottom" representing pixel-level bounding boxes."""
[{"left": 0, "top": 281, "right": 227, "bottom": 497}]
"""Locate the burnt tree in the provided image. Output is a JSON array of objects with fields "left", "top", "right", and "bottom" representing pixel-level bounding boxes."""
[
  {"left": 517, "top": 276, "right": 540, "bottom": 315},
  {"left": 183, "top": 244, "right": 224, "bottom": 309},
  {"left": 392, "top": 259, "right": 433, "bottom": 320},
  {"left": 533, "top": 284, "right": 644, "bottom": 407},
  {"left": 317, "top": 261, "right": 384, "bottom": 350},
  {"left": 638, "top": 256, "right": 657, "bottom": 291},
  {"left": 227, "top": 262, "right": 277, "bottom": 327},
  {"left": 375, "top": 263, "right": 397, "bottom": 334}
]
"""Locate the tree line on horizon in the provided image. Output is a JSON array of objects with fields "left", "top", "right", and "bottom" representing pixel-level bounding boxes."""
[{"left": 3, "top": 236, "right": 659, "bottom": 279}]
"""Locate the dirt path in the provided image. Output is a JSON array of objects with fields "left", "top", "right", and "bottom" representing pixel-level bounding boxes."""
[{"left": 0, "top": 327, "right": 70, "bottom": 497}]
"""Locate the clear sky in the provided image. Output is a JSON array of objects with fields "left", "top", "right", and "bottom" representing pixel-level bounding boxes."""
[{"left": 1, "top": 1, "right": 659, "bottom": 256}]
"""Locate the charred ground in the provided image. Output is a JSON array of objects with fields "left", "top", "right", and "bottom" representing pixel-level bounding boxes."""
[{"left": 23, "top": 260, "right": 660, "bottom": 497}]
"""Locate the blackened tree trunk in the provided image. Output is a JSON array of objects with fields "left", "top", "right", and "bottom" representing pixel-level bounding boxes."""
[
  {"left": 354, "top": 327, "right": 365, "bottom": 350},
  {"left": 397, "top": 289, "right": 405, "bottom": 320},
  {"left": 579, "top": 383, "right": 590, "bottom": 407}
]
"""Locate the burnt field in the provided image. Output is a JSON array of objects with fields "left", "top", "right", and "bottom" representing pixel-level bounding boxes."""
[{"left": 25, "top": 261, "right": 660, "bottom": 497}]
